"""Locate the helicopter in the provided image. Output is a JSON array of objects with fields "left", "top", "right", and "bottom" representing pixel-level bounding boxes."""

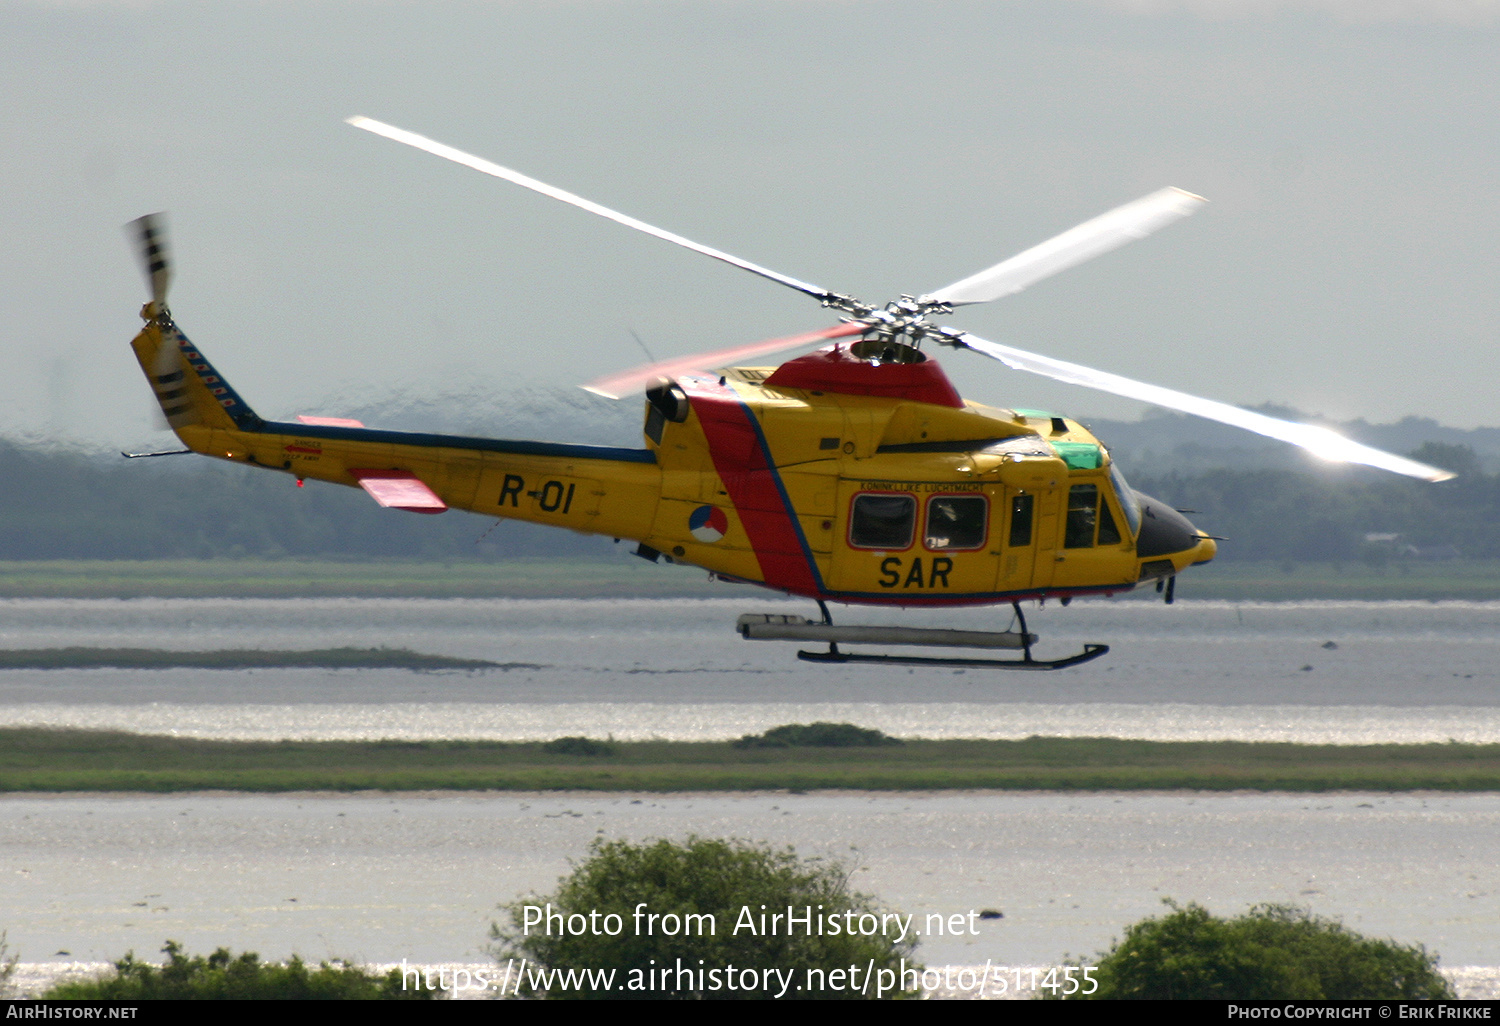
[{"left": 123, "top": 117, "right": 1454, "bottom": 671}]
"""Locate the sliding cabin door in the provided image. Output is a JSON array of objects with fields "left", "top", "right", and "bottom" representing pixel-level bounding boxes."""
[
  {"left": 997, "top": 487, "right": 1056, "bottom": 593},
  {"left": 829, "top": 482, "right": 1002, "bottom": 601}
]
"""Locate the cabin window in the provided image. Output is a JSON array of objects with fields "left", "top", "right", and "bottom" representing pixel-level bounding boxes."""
[
  {"left": 1065, "top": 484, "right": 1100, "bottom": 548},
  {"left": 1008, "top": 494, "right": 1034, "bottom": 547},
  {"left": 850, "top": 493, "right": 916, "bottom": 549},
  {"left": 1097, "top": 496, "right": 1122, "bottom": 546},
  {"left": 1109, "top": 462, "right": 1142, "bottom": 536},
  {"left": 925, "top": 495, "right": 987, "bottom": 551}
]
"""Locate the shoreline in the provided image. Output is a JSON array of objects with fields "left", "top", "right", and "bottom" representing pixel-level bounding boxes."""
[
  {"left": 0, "top": 647, "right": 507, "bottom": 671},
  {"left": 2, "top": 558, "right": 1500, "bottom": 601},
  {"left": 4, "top": 784, "right": 1500, "bottom": 798}
]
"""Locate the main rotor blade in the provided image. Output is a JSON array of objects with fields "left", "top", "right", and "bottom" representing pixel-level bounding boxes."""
[
  {"left": 923, "top": 188, "right": 1207, "bottom": 308},
  {"left": 582, "top": 322, "right": 866, "bottom": 399},
  {"left": 955, "top": 332, "right": 1456, "bottom": 482},
  {"left": 347, "top": 116, "right": 836, "bottom": 304}
]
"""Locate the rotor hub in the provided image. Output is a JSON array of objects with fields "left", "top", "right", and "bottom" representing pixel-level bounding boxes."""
[{"left": 824, "top": 293, "right": 960, "bottom": 355}]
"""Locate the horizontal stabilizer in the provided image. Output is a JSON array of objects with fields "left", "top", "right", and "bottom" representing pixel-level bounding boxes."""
[
  {"left": 298, "top": 415, "right": 366, "bottom": 427},
  {"left": 350, "top": 469, "right": 448, "bottom": 514}
]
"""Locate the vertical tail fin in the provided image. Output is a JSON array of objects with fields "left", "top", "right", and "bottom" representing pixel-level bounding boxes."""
[
  {"left": 129, "top": 315, "right": 259, "bottom": 433},
  {"left": 125, "top": 214, "right": 261, "bottom": 437}
]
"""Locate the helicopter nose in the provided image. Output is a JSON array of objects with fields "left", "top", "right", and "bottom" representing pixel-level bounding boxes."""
[{"left": 1134, "top": 492, "right": 1205, "bottom": 559}]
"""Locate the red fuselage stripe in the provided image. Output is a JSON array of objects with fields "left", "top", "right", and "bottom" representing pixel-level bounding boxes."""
[{"left": 685, "top": 377, "right": 821, "bottom": 597}]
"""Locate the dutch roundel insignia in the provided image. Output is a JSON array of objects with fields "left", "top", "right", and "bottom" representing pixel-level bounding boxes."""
[{"left": 689, "top": 505, "right": 728, "bottom": 543}]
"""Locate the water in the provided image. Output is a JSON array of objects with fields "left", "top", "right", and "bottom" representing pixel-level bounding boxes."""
[
  {"left": 1, "top": 596, "right": 1498, "bottom": 741},
  {"left": 1, "top": 596, "right": 1497, "bottom": 990}
]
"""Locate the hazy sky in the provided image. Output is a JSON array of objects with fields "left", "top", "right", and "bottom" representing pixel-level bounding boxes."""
[{"left": 5, "top": 0, "right": 1497, "bottom": 449}]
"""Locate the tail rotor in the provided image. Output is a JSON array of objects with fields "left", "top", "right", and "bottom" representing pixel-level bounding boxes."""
[{"left": 124, "top": 213, "right": 200, "bottom": 429}]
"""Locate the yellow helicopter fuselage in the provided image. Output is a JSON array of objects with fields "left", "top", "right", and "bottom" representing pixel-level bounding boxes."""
[{"left": 131, "top": 311, "right": 1216, "bottom": 607}]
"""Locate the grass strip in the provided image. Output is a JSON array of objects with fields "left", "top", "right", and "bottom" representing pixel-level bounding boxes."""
[
  {"left": 2, "top": 729, "right": 1498, "bottom": 793},
  {"left": 0, "top": 647, "right": 519, "bottom": 671}
]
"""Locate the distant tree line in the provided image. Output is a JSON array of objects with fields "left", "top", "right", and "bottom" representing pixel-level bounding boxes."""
[
  {"left": 1, "top": 439, "right": 1491, "bottom": 563},
  {"left": 1131, "top": 442, "right": 1496, "bottom": 563},
  {"left": 0, "top": 439, "right": 612, "bottom": 561}
]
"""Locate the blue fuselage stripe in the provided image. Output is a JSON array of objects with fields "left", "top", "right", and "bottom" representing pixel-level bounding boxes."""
[{"left": 255, "top": 420, "right": 657, "bottom": 464}]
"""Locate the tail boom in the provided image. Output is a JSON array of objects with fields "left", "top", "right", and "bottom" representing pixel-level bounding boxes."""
[{"left": 129, "top": 310, "right": 662, "bottom": 541}]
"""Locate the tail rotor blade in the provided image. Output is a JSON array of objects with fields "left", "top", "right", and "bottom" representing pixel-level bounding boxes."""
[
  {"left": 127, "top": 213, "right": 171, "bottom": 312},
  {"left": 582, "top": 322, "right": 866, "bottom": 399},
  {"left": 123, "top": 213, "right": 193, "bottom": 424},
  {"left": 922, "top": 188, "right": 1206, "bottom": 308},
  {"left": 953, "top": 331, "right": 1456, "bottom": 482}
]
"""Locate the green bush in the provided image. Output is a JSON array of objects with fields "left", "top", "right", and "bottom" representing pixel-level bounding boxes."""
[
  {"left": 1067, "top": 901, "right": 1453, "bottom": 1000},
  {"left": 542, "top": 736, "right": 616, "bottom": 756},
  {"left": 41, "top": 941, "right": 434, "bottom": 1000},
  {"left": 0, "top": 932, "right": 16, "bottom": 998},
  {"left": 733, "top": 723, "right": 902, "bottom": 749},
  {"left": 492, "top": 836, "right": 919, "bottom": 999}
]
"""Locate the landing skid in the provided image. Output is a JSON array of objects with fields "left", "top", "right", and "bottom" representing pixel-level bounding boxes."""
[
  {"left": 738, "top": 601, "right": 1109, "bottom": 671},
  {"left": 795, "top": 644, "right": 1109, "bottom": 670}
]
